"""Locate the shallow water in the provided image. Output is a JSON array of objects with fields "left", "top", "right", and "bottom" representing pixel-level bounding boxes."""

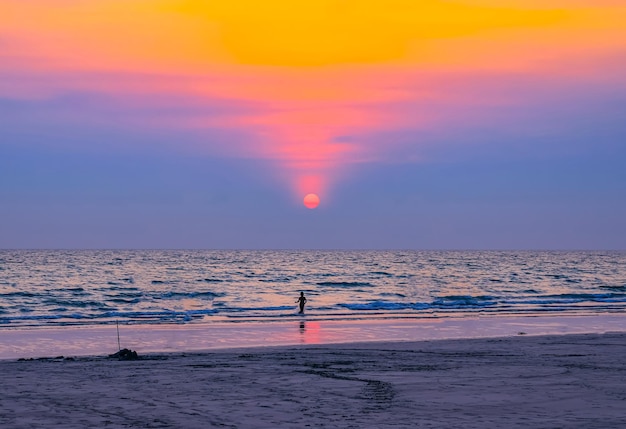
[{"left": 1, "top": 250, "right": 625, "bottom": 327}]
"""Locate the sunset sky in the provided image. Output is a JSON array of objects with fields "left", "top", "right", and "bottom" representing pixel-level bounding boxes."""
[{"left": 1, "top": 0, "right": 625, "bottom": 249}]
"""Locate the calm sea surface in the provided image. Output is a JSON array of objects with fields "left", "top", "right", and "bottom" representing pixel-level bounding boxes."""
[{"left": 1, "top": 250, "right": 625, "bottom": 328}]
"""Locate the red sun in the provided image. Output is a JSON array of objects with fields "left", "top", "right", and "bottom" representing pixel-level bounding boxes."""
[{"left": 303, "top": 193, "right": 320, "bottom": 209}]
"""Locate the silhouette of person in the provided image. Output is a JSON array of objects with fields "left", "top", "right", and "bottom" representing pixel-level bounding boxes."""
[{"left": 296, "top": 292, "right": 307, "bottom": 314}]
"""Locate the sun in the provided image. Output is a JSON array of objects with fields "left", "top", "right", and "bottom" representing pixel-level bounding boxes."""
[{"left": 303, "top": 193, "right": 320, "bottom": 209}]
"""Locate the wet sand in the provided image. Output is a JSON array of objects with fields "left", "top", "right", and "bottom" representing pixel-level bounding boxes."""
[
  {"left": 2, "top": 313, "right": 626, "bottom": 360},
  {"left": 1, "top": 332, "right": 625, "bottom": 428}
]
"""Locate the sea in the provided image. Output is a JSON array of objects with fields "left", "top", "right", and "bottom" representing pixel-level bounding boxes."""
[{"left": 1, "top": 250, "right": 625, "bottom": 329}]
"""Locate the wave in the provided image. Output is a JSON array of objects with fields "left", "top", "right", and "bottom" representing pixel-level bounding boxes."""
[
  {"left": 432, "top": 295, "right": 496, "bottom": 307},
  {"left": 216, "top": 305, "right": 295, "bottom": 313},
  {"left": 339, "top": 292, "right": 626, "bottom": 312},
  {"left": 100, "top": 309, "right": 216, "bottom": 322},
  {"left": 104, "top": 291, "right": 143, "bottom": 299},
  {"left": 502, "top": 292, "right": 626, "bottom": 305},
  {"left": 316, "top": 281, "right": 374, "bottom": 287},
  {"left": 105, "top": 286, "right": 140, "bottom": 292},
  {"left": 3, "top": 294, "right": 626, "bottom": 327},
  {"left": 56, "top": 287, "right": 87, "bottom": 293},
  {"left": 1, "top": 314, "right": 64, "bottom": 322},
  {"left": 43, "top": 299, "right": 109, "bottom": 308},
  {"left": 0, "top": 291, "right": 41, "bottom": 298},
  {"left": 339, "top": 295, "right": 495, "bottom": 311},
  {"left": 0, "top": 304, "right": 297, "bottom": 325},
  {"left": 258, "top": 277, "right": 293, "bottom": 283},
  {"left": 108, "top": 298, "right": 141, "bottom": 304},
  {"left": 599, "top": 285, "right": 626, "bottom": 291},
  {"left": 339, "top": 301, "right": 429, "bottom": 311},
  {"left": 154, "top": 291, "right": 223, "bottom": 300}
]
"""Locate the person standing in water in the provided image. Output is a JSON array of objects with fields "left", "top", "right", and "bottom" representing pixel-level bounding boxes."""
[{"left": 296, "top": 292, "right": 307, "bottom": 314}]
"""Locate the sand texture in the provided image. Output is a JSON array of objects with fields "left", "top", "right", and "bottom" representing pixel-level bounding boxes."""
[{"left": 1, "top": 332, "right": 625, "bottom": 428}]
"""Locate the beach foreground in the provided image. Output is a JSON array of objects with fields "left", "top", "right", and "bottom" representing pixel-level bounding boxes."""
[{"left": 1, "top": 332, "right": 625, "bottom": 428}]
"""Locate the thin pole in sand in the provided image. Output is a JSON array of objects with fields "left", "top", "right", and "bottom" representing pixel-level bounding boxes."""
[{"left": 116, "top": 319, "right": 121, "bottom": 351}]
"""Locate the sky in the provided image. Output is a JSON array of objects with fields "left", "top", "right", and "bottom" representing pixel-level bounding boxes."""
[{"left": 1, "top": 0, "right": 625, "bottom": 249}]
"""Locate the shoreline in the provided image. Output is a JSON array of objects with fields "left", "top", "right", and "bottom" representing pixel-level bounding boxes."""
[
  {"left": 1, "top": 331, "right": 625, "bottom": 428},
  {"left": 1, "top": 313, "right": 625, "bottom": 360}
]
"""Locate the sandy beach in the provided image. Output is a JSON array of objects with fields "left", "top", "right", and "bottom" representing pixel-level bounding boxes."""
[{"left": 1, "top": 331, "right": 625, "bottom": 428}]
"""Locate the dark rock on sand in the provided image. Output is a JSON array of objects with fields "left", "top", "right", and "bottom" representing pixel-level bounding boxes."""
[{"left": 109, "top": 348, "right": 139, "bottom": 360}]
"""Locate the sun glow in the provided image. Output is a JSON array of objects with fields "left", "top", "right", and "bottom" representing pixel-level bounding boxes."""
[{"left": 1, "top": 0, "right": 625, "bottom": 203}]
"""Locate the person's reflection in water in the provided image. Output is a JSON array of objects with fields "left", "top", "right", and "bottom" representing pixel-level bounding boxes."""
[{"left": 299, "top": 321, "right": 306, "bottom": 334}]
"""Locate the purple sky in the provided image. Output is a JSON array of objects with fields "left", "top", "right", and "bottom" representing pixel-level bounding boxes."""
[{"left": 1, "top": 1, "right": 625, "bottom": 249}]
